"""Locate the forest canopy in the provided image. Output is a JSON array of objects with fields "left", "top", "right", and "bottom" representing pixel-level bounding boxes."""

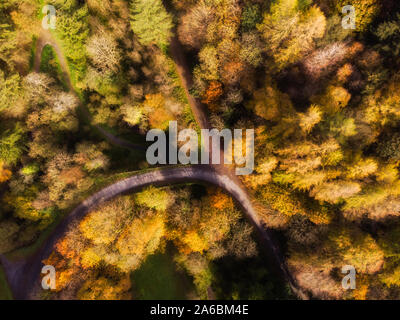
[{"left": 1, "top": 0, "right": 400, "bottom": 301}]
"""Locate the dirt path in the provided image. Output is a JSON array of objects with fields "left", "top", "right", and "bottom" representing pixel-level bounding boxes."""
[
  {"left": 168, "top": 35, "right": 308, "bottom": 300},
  {"left": 0, "top": 31, "right": 308, "bottom": 300},
  {"left": 5, "top": 166, "right": 292, "bottom": 299},
  {"left": 34, "top": 30, "right": 146, "bottom": 151},
  {"left": 169, "top": 36, "right": 210, "bottom": 130}
]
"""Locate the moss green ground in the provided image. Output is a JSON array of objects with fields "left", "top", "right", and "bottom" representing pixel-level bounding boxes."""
[
  {"left": 0, "top": 265, "right": 12, "bottom": 300},
  {"left": 131, "top": 245, "right": 196, "bottom": 300},
  {"left": 40, "top": 45, "right": 68, "bottom": 90}
]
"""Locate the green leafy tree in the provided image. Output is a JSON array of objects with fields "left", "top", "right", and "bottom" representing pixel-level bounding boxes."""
[
  {"left": 375, "top": 14, "right": 400, "bottom": 58},
  {"left": 135, "top": 186, "right": 173, "bottom": 211},
  {"left": 0, "top": 124, "right": 25, "bottom": 166},
  {"left": 0, "top": 71, "right": 21, "bottom": 112},
  {"left": 258, "top": 0, "right": 326, "bottom": 70},
  {"left": 130, "top": 0, "right": 173, "bottom": 47},
  {"left": 0, "top": 0, "right": 17, "bottom": 69},
  {"left": 241, "top": 4, "right": 262, "bottom": 32},
  {"left": 50, "top": 0, "right": 89, "bottom": 83}
]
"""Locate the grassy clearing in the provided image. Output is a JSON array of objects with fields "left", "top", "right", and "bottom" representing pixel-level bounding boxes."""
[
  {"left": 46, "top": 31, "right": 86, "bottom": 97},
  {"left": 163, "top": 47, "right": 198, "bottom": 131},
  {"left": 0, "top": 265, "right": 12, "bottom": 300},
  {"left": 40, "top": 45, "right": 68, "bottom": 90},
  {"left": 131, "top": 245, "right": 195, "bottom": 300},
  {"left": 29, "top": 36, "right": 37, "bottom": 71},
  {"left": 36, "top": 0, "right": 45, "bottom": 19}
]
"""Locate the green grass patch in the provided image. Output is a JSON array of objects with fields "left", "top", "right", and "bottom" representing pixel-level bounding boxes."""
[
  {"left": 29, "top": 36, "right": 37, "bottom": 72},
  {"left": 37, "top": 0, "right": 45, "bottom": 19},
  {"left": 163, "top": 48, "right": 198, "bottom": 131},
  {"left": 131, "top": 245, "right": 195, "bottom": 300},
  {"left": 40, "top": 45, "right": 68, "bottom": 90},
  {"left": 47, "top": 4, "right": 89, "bottom": 93},
  {"left": 0, "top": 265, "right": 13, "bottom": 300}
]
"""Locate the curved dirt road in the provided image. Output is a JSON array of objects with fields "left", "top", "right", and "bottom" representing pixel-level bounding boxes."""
[
  {"left": 0, "top": 31, "right": 308, "bottom": 300},
  {"left": 5, "top": 166, "right": 299, "bottom": 299}
]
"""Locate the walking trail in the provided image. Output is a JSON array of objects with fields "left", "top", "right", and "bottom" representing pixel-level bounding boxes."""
[{"left": 0, "top": 30, "right": 309, "bottom": 300}]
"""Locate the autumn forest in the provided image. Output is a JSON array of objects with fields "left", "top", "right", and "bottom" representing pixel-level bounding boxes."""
[{"left": 1, "top": 0, "right": 400, "bottom": 301}]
